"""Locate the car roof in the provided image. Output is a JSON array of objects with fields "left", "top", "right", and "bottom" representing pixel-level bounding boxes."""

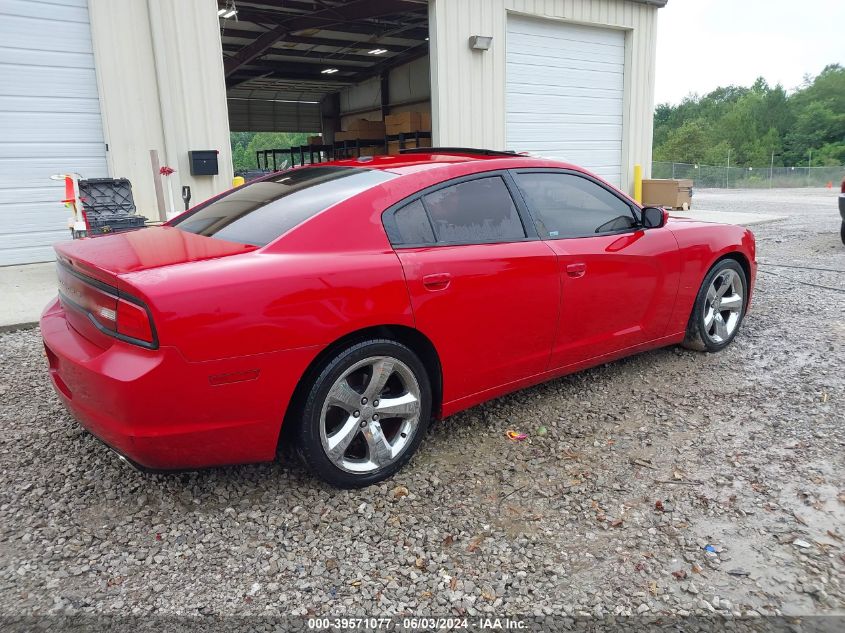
[{"left": 295, "top": 151, "right": 584, "bottom": 176}]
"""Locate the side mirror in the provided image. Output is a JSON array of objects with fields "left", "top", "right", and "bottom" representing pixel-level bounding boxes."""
[{"left": 641, "top": 206, "right": 668, "bottom": 229}]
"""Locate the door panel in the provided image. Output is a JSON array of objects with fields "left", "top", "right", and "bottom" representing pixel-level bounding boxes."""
[
  {"left": 509, "top": 169, "right": 681, "bottom": 369},
  {"left": 397, "top": 241, "right": 559, "bottom": 403},
  {"left": 546, "top": 228, "right": 681, "bottom": 368}
]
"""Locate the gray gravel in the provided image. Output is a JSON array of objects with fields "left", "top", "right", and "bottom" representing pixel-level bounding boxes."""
[{"left": 0, "top": 188, "right": 843, "bottom": 621}]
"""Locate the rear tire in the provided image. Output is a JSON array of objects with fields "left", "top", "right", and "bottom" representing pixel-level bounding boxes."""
[
  {"left": 683, "top": 259, "right": 748, "bottom": 353},
  {"left": 295, "top": 339, "right": 431, "bottom": 488},
  {"left": 840, "top": 221, "right": 845, "bottom": 245}
]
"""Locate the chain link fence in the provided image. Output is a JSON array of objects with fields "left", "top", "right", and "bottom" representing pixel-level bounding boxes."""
[{"left": 652, "top": 162, "right": 844, "bottom": 189}]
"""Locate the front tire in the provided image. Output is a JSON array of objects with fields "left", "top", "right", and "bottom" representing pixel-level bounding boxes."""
[
  {"left": 296, "top": 339, "right": 432, "bottom": 488},
  {"left": 683, "top": 259, "right": 748, "bottom": 352}
]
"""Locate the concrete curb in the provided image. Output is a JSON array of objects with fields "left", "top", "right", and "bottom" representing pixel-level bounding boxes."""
[
  {"left": 669, "top": 209, "right": 786, "bottom": 227},
  {"left": 0, "top": 322, "right": 39, "bottom": 334},
  {"left": 740, "top": 216, "right": 788, "bottom": 227},
  {"left": 1, "top": 262, "right": 55, "bottom": 332}
]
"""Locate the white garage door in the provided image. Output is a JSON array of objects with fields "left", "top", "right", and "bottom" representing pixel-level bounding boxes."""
[
  {"left": 506, "top": 15, "right": 625, "bottom": 186},
  {"left": 0, "top": 0, "right": 108, "bottom": 266}
]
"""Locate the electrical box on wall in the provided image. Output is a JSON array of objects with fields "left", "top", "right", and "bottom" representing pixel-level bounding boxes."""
[{"left": 188, "top": 150, "right": 219, "bottom": 176}]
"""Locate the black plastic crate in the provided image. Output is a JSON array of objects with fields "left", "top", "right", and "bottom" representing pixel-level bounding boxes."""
[
  {"left": 87, "top": 214, "right": 147, "bottom": 236},
  {"left": 78, "top": 178, "right": 136, "bottom": 218},
  {"left": 78, "top": 178, "right": 146, "bottom": 236}
]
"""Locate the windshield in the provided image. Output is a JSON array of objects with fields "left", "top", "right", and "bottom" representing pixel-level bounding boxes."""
[{"left": 171, "top": 166, "right": 396, "bottom": 246}]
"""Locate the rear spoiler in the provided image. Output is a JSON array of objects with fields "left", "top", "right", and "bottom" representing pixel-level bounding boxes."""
[{"left": 398, "top": 147, "right": 525, "bottom": 157}]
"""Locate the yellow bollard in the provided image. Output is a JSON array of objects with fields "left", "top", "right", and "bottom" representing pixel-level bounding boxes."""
[
  {"left": 633, "top": 164, "right": 643, "bottom": 204},
  {"left": 232, "top": 176, "right": 245, "bottom": 188}
]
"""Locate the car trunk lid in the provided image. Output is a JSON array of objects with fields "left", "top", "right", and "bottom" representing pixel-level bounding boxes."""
[
  {"left": 54, "top": 226, "right": 257, "bottom": 282},
  {"left": 53, "top": 227, "right": 256, "bottom": 348}
]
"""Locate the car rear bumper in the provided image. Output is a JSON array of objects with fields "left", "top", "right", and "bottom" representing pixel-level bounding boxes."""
[{"left": 40, "top": 297, "right": 318, "bottom": 470}]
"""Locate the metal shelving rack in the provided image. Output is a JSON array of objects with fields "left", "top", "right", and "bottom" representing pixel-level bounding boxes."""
[{"left": 255, "top": 131, "right": 433, "bottom": 170}]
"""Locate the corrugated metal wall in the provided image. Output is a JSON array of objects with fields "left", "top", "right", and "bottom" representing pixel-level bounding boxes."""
[
  {"left": 227, "top": 96, "right": 321, "bottom": 133},
  {"left": 88, "top": 0, "right": 233, "bottom": 220},
  {"left": 338, "top": 56, "right": 432, "bottom": 126},
  {"left": 429, "top": 0, "right": 658, "bottom": 193}
]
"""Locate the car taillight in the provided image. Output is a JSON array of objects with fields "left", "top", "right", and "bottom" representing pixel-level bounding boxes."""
[
  {"left": 57, "top": 263, "right": 156, "bottom": 348},
  {"left": 86, "top": 287, "right": 119, "bottom": 331},
  {"left": 116, "top": 297, "right": 154, "bottom": 344},
  {"left": 84, "top": 287, "right": 155, "bottom": 346},
  {"left": 841, "top": 178, "right": 845, "bottom": 194}
]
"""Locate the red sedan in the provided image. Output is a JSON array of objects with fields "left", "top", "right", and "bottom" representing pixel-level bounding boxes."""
[{"left": 41, "top": 150, "right": 756, "bottom": 487}]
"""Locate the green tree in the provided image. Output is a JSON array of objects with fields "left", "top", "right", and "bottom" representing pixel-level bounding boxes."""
[
  {"left": 653, "top": 119, "right": 712, "bottom": 163},
  {"left": 229, "top": 131, "right": 317, "bottom": 171},
  {"left": 653, "top": 64, "right": 844, "bottom": 168}
]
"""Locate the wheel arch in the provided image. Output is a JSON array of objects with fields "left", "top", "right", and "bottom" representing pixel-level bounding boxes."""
[
  {"left": 277, "top": 324, "right": 443, "bottom": 452},
  {"left": 711, "top": 251, "right": 752, "bottom": 302}
]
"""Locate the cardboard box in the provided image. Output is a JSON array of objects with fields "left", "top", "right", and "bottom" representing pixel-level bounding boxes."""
[
  {"left": 337, "top": 130, "right": 385, "bottom": 140},
  {"left": 386, "top": 112, "right": 421, "bottom": 135},
  {"left": 385, "top": 111, "right": 433, "bottom": 135},
  {"left": 336, "top": 130, "right": 383, "bottom": 142},
  {"left": 642, "top": 179, "right": 693, "bottom": 209},
  {"left": 343, "top": 119, "right": 385, "bottom": 139},
  {"left": 356, "top": 146, "right": 383, "bottom": 157},
  {"left": 388, "top": 138, "right": 432, "bottom": 156}
]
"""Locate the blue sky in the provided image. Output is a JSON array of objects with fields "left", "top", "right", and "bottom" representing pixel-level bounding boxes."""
[{"left": 655, "top": 0, "right": 845, "bottom": 104}]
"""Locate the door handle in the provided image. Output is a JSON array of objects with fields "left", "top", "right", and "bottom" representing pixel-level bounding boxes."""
[
  {"left": 566, "top": 263, "right": 587, "bottom": 278},
  {"left": 422, "top": 272, "right": 452, "bottom": 290}
]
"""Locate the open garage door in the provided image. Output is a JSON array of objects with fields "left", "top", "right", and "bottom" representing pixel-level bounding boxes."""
[
  {"left": 220, "top": 0, "right": 431, "bottom": 169},
  {"left": 506, "top": 15, "right": 625, "bottom": 187},
  {"left": 0, "top": 0, "right": 108, "bottom": 265}
]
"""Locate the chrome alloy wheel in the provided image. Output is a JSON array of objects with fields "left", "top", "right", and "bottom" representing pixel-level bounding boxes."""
[
  {"left": 319, "top": 356, "right": 421, "bottom": 473},
  {"left": 703, "top": 268, "right": 744, "bottom": 344}
]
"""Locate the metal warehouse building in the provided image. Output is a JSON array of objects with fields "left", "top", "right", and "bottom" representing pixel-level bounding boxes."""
[{"left": 0, "top": 0, "right": 665, "bottom": 266}]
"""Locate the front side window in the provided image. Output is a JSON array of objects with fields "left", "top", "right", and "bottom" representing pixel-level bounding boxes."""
[
  {"left": 514, "top": 172, "right": 637, "bottom": 239},
  {"left": 171, "top": 166, "right": 396, "bottom": 246},
  {"left": 422, "top": 176, "right": 526, "bottom": 244}
]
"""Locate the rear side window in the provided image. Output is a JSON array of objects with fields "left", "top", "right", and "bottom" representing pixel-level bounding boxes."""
[
  {"left": 422, "top": 176, "right": 526, "bottom": 244},
  {"left": 171, "top": 166, "right": 395, "bottom": 246},
  {"left": 393, "top": 200, "right": 436, "bottom": 245},
  {"left": 514, "top": 172, "right": 637, "bottom": 238}
]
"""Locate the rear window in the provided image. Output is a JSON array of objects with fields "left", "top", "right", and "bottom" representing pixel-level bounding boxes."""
[
  {"left": 171, "top": 166, "right": 395, "bottom": 246},
  {"left": 422, "top": 176, "right": 526, "bottom": 244}
]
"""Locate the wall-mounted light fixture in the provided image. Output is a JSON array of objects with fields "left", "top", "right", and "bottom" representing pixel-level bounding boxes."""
[{"left": 468, "top": 35, "right": 493, "bottom": 51}]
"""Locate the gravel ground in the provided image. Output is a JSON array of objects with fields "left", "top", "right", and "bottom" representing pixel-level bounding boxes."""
[{"left": 0, "top": 188, "right": 843, "bottom": 623}]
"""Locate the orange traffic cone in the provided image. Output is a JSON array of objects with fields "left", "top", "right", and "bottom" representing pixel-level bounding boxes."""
[
  {"left": 826, "top": 181, "right": 833, "bottom": 188},
  {"left": 62, "top": 175, "right": 75, "bottom": 206}
]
